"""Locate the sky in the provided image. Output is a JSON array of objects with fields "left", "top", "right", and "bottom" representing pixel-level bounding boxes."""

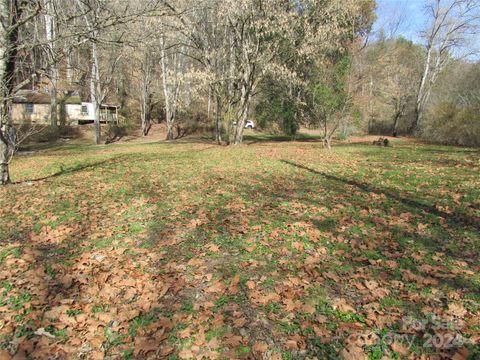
[
  {"left": 373, "top": 0, "right": 428, "bottom": 43},
  {"left": 373, "top": 0, "right": 480, "bottom": 59}
]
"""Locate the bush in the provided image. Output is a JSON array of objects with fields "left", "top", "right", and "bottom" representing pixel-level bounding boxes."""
[
  {"left": 422, "top": 102, "right": 480, "bottom": 147},
  {"left": 367, "top": 110, "right": 415, "bottom": 136},
  {"left": 105, "top": 114, "right": 140, "bottom": 143},
  {"left": 255, "top": 97, "right": 299, "bottom": 136},
  {"left": 336, "top": 132, "right": 348, "bottom": 141},
  {"left": 280, "top": 105, "right": 299, "bottom": 136},
  {"left": 175, "top": 108, "right": 213, "bottom": 138},
  {"left": 105, "top": 123, "right": 128, "bottom": 143},
  {"left": 31, "top": 126, "right": 60, "bottom": 143}
]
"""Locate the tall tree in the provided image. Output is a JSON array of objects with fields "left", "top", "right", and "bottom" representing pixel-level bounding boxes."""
[
  {"left": 43, "top": 0, "right": 59, "bottom": 128},
  {"left": 160, "top": 32, "right": 182, "bottom": 141},
  {"left": 0, "top": 1, "right": 41, "bottom": 185},
  {"left": 352, "top": 38, "right": 423, "bottom": 135},
  {"left": 74, "top": 0, "right": 106, "bottom": 145},
  {"left": 0, "top": 0, "right": 165, "bottom": 183},
  {"left": 74, "top": 0, "right": 164, "bottom": 144},
  {"left": 413, "top": 0, "right": 480, "bottom": 133}
]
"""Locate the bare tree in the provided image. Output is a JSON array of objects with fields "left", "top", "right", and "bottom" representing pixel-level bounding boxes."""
[
  {"left": 160, "top": 32, "right": 182, "bottom": 141},
  {"left": 73, "top": 0, "right": 164, "bottom": 144},
  {"left": 43, "top": 0, "right": 60, "bottom": 127},
  {"left": 0, "top": 0, "right": 166, "bottom": 183},
  {"left": 139, "top": 51, "right": 157, "bottom": 136},
  {"left": 73, "top": 0, "right": 107, "bottom": 144},
  {"left": 0, "top": 1, "right": 42, "bottom": 185},
  {"left": 413, "top": 0, "right": 480, "bottom": 133}
]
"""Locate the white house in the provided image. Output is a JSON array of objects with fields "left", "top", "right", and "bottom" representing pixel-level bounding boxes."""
[{"left": 12, "top": 90, "right": 120, "bottom": 125}]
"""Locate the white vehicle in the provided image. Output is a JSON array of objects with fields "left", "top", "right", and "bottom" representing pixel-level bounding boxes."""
[
  {"left": 232, "top": 120, "right": 255, "bottom": 129},
  {"left": 245, "top": 120, "right": 255, "bottom": 129}
]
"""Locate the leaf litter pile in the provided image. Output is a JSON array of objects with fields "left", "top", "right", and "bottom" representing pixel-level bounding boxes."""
[{"left": 0, "top": 139, "right": 479, "bottom": 359}]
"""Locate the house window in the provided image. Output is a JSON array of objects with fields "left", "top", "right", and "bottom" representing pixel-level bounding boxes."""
[
  {"left": 25, "top": 103, "right": 34, "bottom": 114},
  {"left": 81, "top": 105, "right": 88, "bottom": 115}
]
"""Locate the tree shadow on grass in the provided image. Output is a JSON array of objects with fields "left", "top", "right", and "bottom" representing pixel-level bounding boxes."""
[
  {"left": 3, "top": 145, "right": 477, "bottom": 359},
  {"left": 0, "top": 178, "right": 190, "bottom": 358},
  {"left": 281, "top": 160, "right": 480, "bottom": 232},
  {"left": 279, "top": 159, "right": 479, "bottom": 294},
  {"left": 243, "top": 133, "right": 322, "bottom": 145},
  {"left": 139, "top": 162, "right": 479, "bottom": 358},
  {"left": 415, "top": 147, "right": 480, "bottom": 155},
  {"left": 151, "top": 136, "right": 219, "bottom": 146},
  {"left": 12, "top": 154, "right": 134, "bottom": 185}
]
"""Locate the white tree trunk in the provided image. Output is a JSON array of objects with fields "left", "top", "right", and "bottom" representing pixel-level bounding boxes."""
[
  {"left": 214, "top": 93, "right": 222, "bottom": 144},
  {"left": 160, "top": 33, "right": 180, "bottom": 141},
  {"left": 0, "top": 0, "right": 13, "bottom": 185},
  {"left": 44, "top": 0, "right": 58, "bottom": 128},
  {"left": 413, "top": 44, "right": 433, "bottom": 133},
  {"left": 91, "top": 41, "right": 102, "bottom": 145},
  {"left": 207, "top": 87, "right": 212, "bottom": 121},
  {"left": 233, "top": 67, "right": 253, "bottom": 145},
  {"left": 233, "top": 85, "right": 251, "bottom": 145},
  {"left": 160, "top": 34, "right": 172, "bottom": 140},
  {"left": 66, "top": 51, "right": 73, "bottom": 83}
]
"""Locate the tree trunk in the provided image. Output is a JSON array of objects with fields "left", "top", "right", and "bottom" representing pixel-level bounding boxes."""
[
  {"left": 207, "top": 87, "right": 212, "bottom": 122},
  {"left": 233, "top": 67, "right": 253, "bottom": 145},
  {"left": 161, "top": 34, "right": 173, "bottom": 141},
  {"left": 0, "top": 0, "right": 9, "bottom": 185},
  {"left": 0, "top": 140, "right": 9, "bottom": 184},
  {"left": 166, "top": 115, "right": 174, "bottom": 140},
  {"left": 141, "top": 93, "right": 151, "bottom": 136},
  {"left": 214, "top": 94, "right": 222, "bottom": 144},
  {"left": 368, "top": 75, "right": 373, "bottom": 134},
  {"left": 0, "top": 0, "right": 20, "bottom": 185},
  {"left": 140, "top": 67, "right": 152, "bottom": 136},
  {"left": 66, "top": 51, "right": 73, "bottom": 83},
  {"left": 93, "top": 100, "right": 101, "bottom": 144},
  {"left": 59, "top": 100, "right": 66, "bottom": 127},
  {"left": 91, "top": 41, "right": 101, "bottom": 145},
  {"left": 413, "top": 44, "right": 433, "bottom": 134},
  {"left": 50, "top": 82, "right": 58, "bottom": 127},
  {"left": 324, "top": 137, "right": 332, "bottom": 150},
  {"left": 45, "top": 0, "right": 58, "bottom": 128},
  {"left": 233, "top": 91, "right": 251, "bottom": 145},
  {"left": 392, "top": 101, "right": 402, "bottom": 137},
  {"left": 322, "top": 116, "right": 333, "bottom": 150},
  {"left": 392, "top": 113, "right": 399, "bottom": 137},
  {"left": 409, "top": 106, "right": 420, "bottom": 135}
]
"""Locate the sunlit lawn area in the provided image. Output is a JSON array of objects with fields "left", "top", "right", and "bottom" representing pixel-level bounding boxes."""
[{"left": 0, "top": 137, "right": 478, "bottom": 359}]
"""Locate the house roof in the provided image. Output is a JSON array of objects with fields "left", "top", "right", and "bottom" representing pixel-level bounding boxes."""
[
  {"left": 63, "top": 94, "right": 82, "bottom": 105},
  {"left": 13, "top": 90, "right": 82, "bottom": 105}
]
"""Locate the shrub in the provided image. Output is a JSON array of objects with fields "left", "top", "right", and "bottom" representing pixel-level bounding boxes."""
[
  {"left": 105, "top": 123, "right": 128, "bottom": 143},
  {"left": 105, "top": 114, "right": 140, "bottom": 143},
  {"left": 175, "top": 108, "right": 213, "bottom": 138},
  {"left": 336, "top": 132, "right": 348, "bottom": 141},
  {"left": 32, "top": 126, "right": 60, "bottom": 143},
  {"left": 255, "top": 97, "right": 299, "bottom": 136},
  {"left": 422, "top": 102, "right": 480, "bottom": 147}
]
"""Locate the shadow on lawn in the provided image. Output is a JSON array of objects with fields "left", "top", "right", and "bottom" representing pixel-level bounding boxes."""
[
  {"left": 243, "top": 133, "right": 322, "bottom": 145},
  {"left": 6, "top": 196, "right": 186, "bottom": 357},
  {"left": 5, "top": 146, "right": 477, "bottom": 358},
  {"left": 12, "top": 154, "right": 134, "bottom": 185},
  {"left": 279, "top": 159, "right": 479, "bottom": 294},
  {"left": 415, "top": 147, "right": 480, "bottom": 155},
  {"left": 139, "top": 160, "right": 479, "bottom": 357},
  {"left": 281, "top": 160, "right": 480, "bottom": 232}
]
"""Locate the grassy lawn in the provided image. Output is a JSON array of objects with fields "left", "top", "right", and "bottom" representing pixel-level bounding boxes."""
[{"left": 0, "top": 136, "right": 478, "bottom": 359}]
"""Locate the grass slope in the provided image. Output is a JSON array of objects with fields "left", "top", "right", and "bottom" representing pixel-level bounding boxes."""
[{"left": 0, "top": 137, "right": 478, "bottom": 359}]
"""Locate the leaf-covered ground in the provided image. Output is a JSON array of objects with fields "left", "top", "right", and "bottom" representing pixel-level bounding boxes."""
[{"left": 0, "top": 136, "right": 479, "bottom": 359}]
